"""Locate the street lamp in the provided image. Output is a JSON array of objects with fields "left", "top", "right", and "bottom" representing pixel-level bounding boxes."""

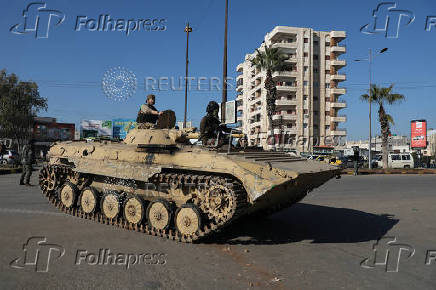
[{"left": 354, "top": 47, "right": 388, "bottom": 169}]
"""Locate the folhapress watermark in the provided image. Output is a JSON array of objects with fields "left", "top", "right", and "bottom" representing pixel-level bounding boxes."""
[
  {"left": 75, "top": 15, "right": 166, "bottom": 36},
  {"left": 10, "top": 2, "right": 65, "bottom": 39},
  {"left": 9, "top": 237, "right": 65, "bottom": 272},
  {"left": 10, "top": 237, "right": 167, "bottom": 272},
  {"left": 361, "top": 236, "right": 436, "bottom": 272},
  {"left": 361, "top": 2, "right": 436, "bottom": 38},
  {"left": 10, "top": 2, "right": 167, "bottom": 39},
  {"left": 75, "top": 249, "right": 166, "bottom": 269}
]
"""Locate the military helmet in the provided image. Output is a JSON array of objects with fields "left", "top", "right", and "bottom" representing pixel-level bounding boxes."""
[{"left": 206, "top": 101, "right": 219, "bottom": 114}]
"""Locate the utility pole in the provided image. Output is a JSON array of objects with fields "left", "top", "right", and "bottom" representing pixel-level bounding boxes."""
[
  {"left": 221, "top": 0, "right": 229, "bottom": 122},
  {"left": 183, "top": 23, "right": 192, "bottom": 129},
  {"left": 368, "top": 48, "right": 372, "bottom": 169}
]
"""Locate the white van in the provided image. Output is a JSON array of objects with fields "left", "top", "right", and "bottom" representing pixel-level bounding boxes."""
[
  {"left": 373, "top": 153, "right": 415, "bottom": 168},
  {"left": 388, "top": 153, "right": 414, "bottom": 168}
]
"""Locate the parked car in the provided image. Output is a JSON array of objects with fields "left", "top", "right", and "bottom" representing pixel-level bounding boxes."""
[
  {"left": 339, "top": 156, "right": 364, "bottom": 169},
  {"left": 1, "top": 150, "right": 20, "bottom": 165},
  {"left": 372, "top": 153, "right": 415, "bottom": 168}
]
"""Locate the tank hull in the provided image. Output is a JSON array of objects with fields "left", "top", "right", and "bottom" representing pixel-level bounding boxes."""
[{"left": 39, "top": 129, "right": 340, "bottom": 242}]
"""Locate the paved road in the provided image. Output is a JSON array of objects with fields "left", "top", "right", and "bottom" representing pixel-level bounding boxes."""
[{"left": 1, "top": 172, "right": 435, "bottom": 289}]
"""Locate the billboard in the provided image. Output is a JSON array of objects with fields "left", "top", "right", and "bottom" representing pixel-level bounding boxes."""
[
  {"left": 218, "top": 100, "right": 236, "bottom": 124},
  {"left": 112, "top": 119, "right": 136, "bottom": 139},
  {"left": 411, "top": 120, "right": 427, "bottom": 149},
  {"left": 80, "top": 120, "right": 112, "bottom": 138},
  {"left": 33, "top": 122, "right": 75, "bottom": 141}
]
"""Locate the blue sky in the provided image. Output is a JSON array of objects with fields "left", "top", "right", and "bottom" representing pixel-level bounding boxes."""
[{"left": 1, "top": 0, "right": 435, "bottom": 140}]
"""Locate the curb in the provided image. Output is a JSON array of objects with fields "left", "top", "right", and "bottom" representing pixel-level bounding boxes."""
[
  {"left": 341, "top": 169, "right": 436, "bottom": 175},
  {"left": 0, "top": 168, "right": 22, "bottom": 175}
]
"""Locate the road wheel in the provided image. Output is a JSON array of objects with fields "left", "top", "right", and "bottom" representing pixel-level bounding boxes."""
[
  {"left": 101, "top": 192, "right": 120, "bottom": 219},
  {"left": 147, "top": 200, "right": 172, "bottom": 230},
  {"left": 175, "top": 204, "right": 202, "bottom": 236},
  {"left": 123, "top": 196, "right": 144, "bottom": 225},
  {"left": 59, "top": 182, "right": 78, "bottom": 208},
  {"left": 80, "top": 187, "right": 98, "bottom": 214}
]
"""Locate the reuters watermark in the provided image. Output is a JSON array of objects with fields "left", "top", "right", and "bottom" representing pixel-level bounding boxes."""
[{"left": 144, "top": 76, "right": 237, "bottom": 92}]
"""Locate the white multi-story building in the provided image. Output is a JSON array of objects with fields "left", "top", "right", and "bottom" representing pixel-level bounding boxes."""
[{"left": 235, "top": 26, "right": 347, "bottom": 152}]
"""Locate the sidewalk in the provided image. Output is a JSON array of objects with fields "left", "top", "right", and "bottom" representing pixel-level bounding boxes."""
[{"left": 342, "top": 168, "right": 436, "bottom": 175}]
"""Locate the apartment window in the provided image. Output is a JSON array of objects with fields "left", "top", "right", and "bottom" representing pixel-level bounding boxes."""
[
  {"left": 304, "top": 38, "right": 309, "bottom": 43},
  {"left": 325, "top": 125, "right": 330, "bottom": 130},
  {"left": 303, "top": 123, "right": 308, "bottom": 128},
  {"left": 304, "top": 52, "right": 308, "bottom": 57},
  {"left": 303, "top": 95, "right": 308, "bottom": 100},
  {"left": 325, "top": 83, "right": 330, "bottom": 88},
  {"left": 303, "top": 81, "right": 308, "bottom": 86},
  {"left": 303, "top": 109, "right": 308, "bottom": 114},
  {"left": 314, "top": 111, "right": 319, "bottom": 116},
  {"left": 314, "top": 68, "right": 319, "bottom": 73},
  {"left": 314, "top": 40, "right": 318, "bottom": 45},
  {"left": 313, "top": 55, "right": 319, "bottom": 60},
  {"left": 314, "top": 82, "right": 319, "bottom": 87},
  {"left": 304, "top": 67, "right": 308, "bottom": 72},
  {"left": 326, "top": 55, "right": 330, "bottom": 60},
  {"left": 314, "top": 124, "right": 319, "bottom": 129},
  {"left": 314, "top": 96, "right": 319, "bottom": 101}
]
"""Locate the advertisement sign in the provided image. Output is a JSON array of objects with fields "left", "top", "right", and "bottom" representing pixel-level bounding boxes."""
[
  {"left": 112, "top": 119, "right": 136, "bottom": 139},
  {"left": 33, "top": 123, "right": 75, "bottom": 141},
  {"left": 218, "top": 101, "right": 236, "bottom": 124},
  {"left": 80, "top": 120, "right": 112, "bottom": 138},
  {"left": 411, "top": 120, "right": 427, "bottom": 149}
]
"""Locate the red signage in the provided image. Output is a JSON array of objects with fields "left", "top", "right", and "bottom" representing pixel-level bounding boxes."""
[{"left": 411, "top": 120, "right": 427, "bottom": 149}]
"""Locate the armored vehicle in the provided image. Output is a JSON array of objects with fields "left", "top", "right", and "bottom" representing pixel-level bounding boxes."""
[{"left": 39, "top": 116, "right": 340, "bottom": 242}]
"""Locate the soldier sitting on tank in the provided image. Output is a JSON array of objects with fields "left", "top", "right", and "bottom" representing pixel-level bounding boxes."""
[
  {"left": 200, "top": 101, "right": 230, "bottom": 146},
  {"left": 136, "top": 94, "right": 163, "bottom": 129}
]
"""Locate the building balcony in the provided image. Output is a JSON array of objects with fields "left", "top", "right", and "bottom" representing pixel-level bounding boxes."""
[
  {"left": 330, "top": 115, "right": 347, "bottom": 122},
  {"left": 330, "top": 74, "right": 346, "bottom": 81},
  {"left": 284, "top": 56, "right": 297, "bottom": 63},
  {"left": 268, "top": 128, "right": 297, "bottom": 135},
  {"left": 275, "top": 99, "right": 297, "bottom": 107},
  {"left": 272, "top": 114, "right": 297, "bottom": 121},
  {"left": 330, "top": 31, "right": 346, "bottom": 39},
  {"left": 236, "top": 74, "right": 243, "bottom": 82},
  {"left": 331, "top": 129, "right": 347, "bottom": 136},
  {"left": 330, "top": 45, "right": 346, "bottom": 54},
  {"left": 236, "top": 63, "right": 244, "bottom": 72},
  {"left": 272, "top": 71, "right": 297, "bottom": 79},
  {"left": 330, "top": 60, "right": 346, "bottom": 67},
  {"left": 330, "top": 101, "right": 347, "bottom": 108},
  {"left": 330, "top": 88, "right": 346, "bottom": 95},
  {"left": 276, "top": 85, "right": 297, "bottom": 92},
  {"left": 271, "top": 42, "right": 297, "bottom": 50}
]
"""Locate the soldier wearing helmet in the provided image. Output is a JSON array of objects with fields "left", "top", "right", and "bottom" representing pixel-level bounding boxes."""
[{"left": 200, "top": 101, "right": 228, "bottom": 146}]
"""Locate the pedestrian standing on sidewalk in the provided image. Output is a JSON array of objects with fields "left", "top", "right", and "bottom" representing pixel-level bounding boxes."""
[
  {"left": 20, "top": 140, "right": 35, "bottom": 185},
  {"left": 353, "top": 146, "right": 360, "bottom": 176}
]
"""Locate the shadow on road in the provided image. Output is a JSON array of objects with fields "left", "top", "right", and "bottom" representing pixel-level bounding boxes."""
[{"left": 203, "top": 203, "right": 399, "bottom": 245}]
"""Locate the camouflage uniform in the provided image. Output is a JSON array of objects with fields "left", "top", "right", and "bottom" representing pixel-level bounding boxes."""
[
  {"left": 20, "top": 144, "right": 34, "bottom": 185},
  {"left": 200, "top": 101, "right": 229, "bottom": 146},
  {"left": 136, "top": 104, "right": 159, "bottom": 127}
]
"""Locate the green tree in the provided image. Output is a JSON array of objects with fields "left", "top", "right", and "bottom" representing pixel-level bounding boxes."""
[
  {"left": 361, "top": 84, "right": 405, "bottom": 168},
  {"left": 0, "top": 69, "right": 47, "bottom": 150},
  {"left": 250, "top": 46, "right": 287, "bottom": 146}
]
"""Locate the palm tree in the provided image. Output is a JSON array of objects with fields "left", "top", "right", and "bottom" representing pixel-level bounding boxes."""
[
  {"left": 250, "top": 46, "right": 287, "bottom": 148},
  {"left": 361, "top": 84, "right": 405, "bottom": 168}
]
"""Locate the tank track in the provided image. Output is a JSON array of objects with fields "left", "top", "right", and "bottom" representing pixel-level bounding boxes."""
[{"left": 38, "top": 164, "right": 248, "bottom": 243}]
